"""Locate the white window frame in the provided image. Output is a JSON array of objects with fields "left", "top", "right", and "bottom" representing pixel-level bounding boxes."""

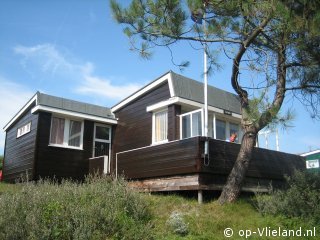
[
  {"left": 152, "top": 108, "right": 168, "bottom": 144},
  {"left": 180, "top": 109, "right": 204, "bottom": 139},
  {"left": 92, "top": 123, "right": 112, "bottom": 158},
  {"left": 17, "top": 122, "right": 31, "bottom": 138},
  {"left": 212, "top": 116, "right": 241, "bottom": 143},
  {"left": 49, "top": 115, "right": 84, "bottom": 150}
]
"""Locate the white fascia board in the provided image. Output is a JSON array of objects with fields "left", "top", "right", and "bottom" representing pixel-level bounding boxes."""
[
  {"left": 146, "top": 97, "right": 242, "bottom": 119},
  {"left": 111, "top": 72, "right": 172, "bottom": 113},
  {"left": 31, "top": 105, "right": 118, "bottom": 125},
  {"left": 146, "top": 97, "right": 179, "bottom": 112},
  {"left": 231, "top": 112, "right": 242, "bottom": 119},
  {"left": 301, "top": 149, "right": 320, "bottom": 157},
  {"left": 3, "top": 93, "right": 38, "bottom": 131}
]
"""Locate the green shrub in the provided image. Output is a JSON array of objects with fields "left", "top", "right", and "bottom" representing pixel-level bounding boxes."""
[
  {"left": 166, "top": 210, "right": 189, "bottom": 236},
  {"left": 0, "top": 176, "right": 153, "bottom": 240},
  {"left": 255, "top": 170, "right": 320, "bottom": 224}
]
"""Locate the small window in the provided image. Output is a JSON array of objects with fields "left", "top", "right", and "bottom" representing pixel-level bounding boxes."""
[
  {"left": 93, "top": 124, "right": 111, "bottom": 157},
  {"left": 229, "top": 123, "right": 240, "bottom": 143},
  {"left": 49, "top": 116, "right": 83, "bottom": 149},
  {"left": 153, "top": 109, "right": 168, "bottom": 143},
  {"left": 17, "top": 122, "right": 31, "bottom": 138},
  {"left": 181, "top": 109, "right": 203, "bottom": 139},
  {"left": 216, "top": 119, "right": 226, "bottom": 140}
]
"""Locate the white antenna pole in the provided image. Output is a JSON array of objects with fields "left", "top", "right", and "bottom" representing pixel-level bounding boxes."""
[
  {"left": 265, "top": 132, "right": 268, "bottom": 149},
  {"left": 203, "top": 7, "right": 209, "bottom": 156},
  {"left": 275, "top": 128, "right": 280, "bottom": 151}
]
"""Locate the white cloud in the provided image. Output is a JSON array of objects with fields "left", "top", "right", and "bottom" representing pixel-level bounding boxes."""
[
  {"left": 14, "top": 44, "right": 78, "bottom": 78},
  {"left": 14, "top": 43, "right": 141, "bottom": 100},
  {"left": 76, "top": 63, "right": 141, "bottom": 100},
  {"left": 0, "top": 77, "right": 34, "bottom": 153}
]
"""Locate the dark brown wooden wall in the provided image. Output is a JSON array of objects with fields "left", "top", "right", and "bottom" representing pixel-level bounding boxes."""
[
  {"left": 117, "top": 136, "right": 305, "bottom": 184},
  {"left": 112, "top": 82, "right": 171, "bottom": 172},
  {"left": 202, "top": 138, "right": 305, "bottom": 180},
  {"left": 3, "top": 103, "right": 38, "bottom": 182},
  {"left": 35, "top": 112, "right": 94, "bottom": 181},
  {"left": 168, "top": 104, "right": 181, "bottom": 141},
  {"left": 117, "top": 137, "right": 201, "bottom": 179}
]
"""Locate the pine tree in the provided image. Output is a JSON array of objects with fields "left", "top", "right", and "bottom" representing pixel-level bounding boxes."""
[{"left": 110, "top": 0, "right": 320, "bottom": 203}]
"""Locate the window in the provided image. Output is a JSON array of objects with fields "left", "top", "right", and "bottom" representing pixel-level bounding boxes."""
[
  {"left": 181, "top": 109, "right": 203, "bottom": 139},
  {"left": 216, "top": 119, "right": 226, "bottom": 140},
  {"left": 93, "top": 124, "right": 111, "bottom": 157},
  {"left": 49, "top": 116, "right": 83, "bottom": 149},
  {"left": 153, "top": 109, "right": 168, "bottom": 143},
  {"left": 229, "top": 123, "right": 240, "bottom": 143},
  {"left": 17, "top": 122, "right": 31, "bottom": 138}
]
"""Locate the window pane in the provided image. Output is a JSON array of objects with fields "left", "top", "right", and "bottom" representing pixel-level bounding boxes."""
[
  {"left": 182, "top": 115, "right": 191, "bottom": 139},
  {"left": 192, "top": 112, "right": 202, "bottom": 136},
  {"left": 229, "top": 123, "right": 239, "bottom": 143},
  {"left": 68, "top": 120, "right": 81, "bottom": 147},
  {"left": 95, "top": 126, "right": 110, "bottom": 140},
  {"left": 216, "top": 119, "right": 226, "bottom": 140},
  {"left": 155, "top": 110, "right": 168, "bottom": 142},
  {"left": 94, "top": 141, "right": 109, "bottom": 157},
  {"left": 50, "top": 117, "right": 65, "bottom": 144}
]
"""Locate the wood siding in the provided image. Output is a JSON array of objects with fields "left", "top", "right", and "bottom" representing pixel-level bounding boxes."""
[
  {"left": 202, "top": 138, "right": 305, "bottom": 180},
  {"left": 112, "top": 82, "right": 171, "bottom": 172},
  {"left": 35, "top": 112, "right": 94, "bottom": 181},
  {"left": 117, "top": 138, "right": 202, "bottom": 179},
  {"left": 168, "top": 104, "right": 181, "bottom": 141},
  {"left": 117, "top": 137, "right": 305, "bottom": 189},
  {"left": 3, "top": 103, "right": 38, "bottom": 182}
]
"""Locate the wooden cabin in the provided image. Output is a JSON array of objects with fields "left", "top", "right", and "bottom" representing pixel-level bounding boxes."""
[
  {"left": 2, "top": 92, "right": 116, "bottom": 182},
  {"left": 2, "top": 71, "right": 304, "bottom": 197}
]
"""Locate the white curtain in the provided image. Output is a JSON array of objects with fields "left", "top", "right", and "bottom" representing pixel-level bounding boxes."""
[
  {"left": 155, "top": 110, "right": 168, "bottom": 142},
  {"left": 50, "top": 117, "right": 65, "bottom": 144}
]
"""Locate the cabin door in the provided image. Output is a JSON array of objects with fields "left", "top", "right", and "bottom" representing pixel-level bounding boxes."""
[{"left": 93, "top": 123, "right": 111, "bottom": 158}]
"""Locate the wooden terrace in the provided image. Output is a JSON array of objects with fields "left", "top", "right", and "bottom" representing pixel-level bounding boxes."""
[{"left": 115, "top": 137, "right": 304, "bottom": 193}]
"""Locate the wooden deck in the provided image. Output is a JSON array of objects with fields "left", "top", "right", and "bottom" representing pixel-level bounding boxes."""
[{"left": 117, "top": 137, "right": 305, "bottom": 192}]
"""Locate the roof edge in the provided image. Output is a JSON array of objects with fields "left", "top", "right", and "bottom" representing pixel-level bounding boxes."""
[
  {"left": 3, "top": 92, "right": 39, "bottom": 131},
  {"left": 111, "top": 71, "right": 173, "bottom": 112}
]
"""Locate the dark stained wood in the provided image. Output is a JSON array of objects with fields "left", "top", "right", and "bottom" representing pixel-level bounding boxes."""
[
  {"left": 34, "top": 112, "right": 94, "bottom": 181},
  {"left": 117, "top": 137, "right": 201, "bottom": 179},
  {"left": 116, "top": 136, "right": 305, "bottom": 191},
  {"left": 88, "top": 156, "right": 104, "bottom": 175},
  {"left": 201, "top": 138, "right": 305, "bottom": 180},
  {"left": 168, "top": 104, "right": 181, "bottom": 141},
  {"left": 111, "top": 82, "right": 171, "bottom": 173},
  {"left": 3, "top": 103, "right": 38, "bottom": 182}
]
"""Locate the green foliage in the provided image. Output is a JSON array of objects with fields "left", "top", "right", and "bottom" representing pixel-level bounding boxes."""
[
  {"left": 0, "top": 176, "right": 152, "bottom": 240},
  {"left": 0, "top": 183, "right": 316, "bottom": 239},
  {"left": 111, "top": 0, "right": 320, "bottom": 120},
  {"left": 255, "top": 170, "right": 320, "bottom": 224},
  {"left": 166, "top": 211, "right": 189, "bottom": 236}
]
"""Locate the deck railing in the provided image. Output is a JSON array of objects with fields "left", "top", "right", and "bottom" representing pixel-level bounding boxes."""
[{"left": 116, "top": 137, "right": 305, "bottom": 182}]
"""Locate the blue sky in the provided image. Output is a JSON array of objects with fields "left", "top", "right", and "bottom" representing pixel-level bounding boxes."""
[{"left": 0, "top": 0, "right": 319, "bottom": 155}]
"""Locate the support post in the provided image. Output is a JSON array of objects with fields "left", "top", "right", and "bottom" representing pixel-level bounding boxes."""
[{"left": 198, "top": 190, "right": 203, "bottom": 204}]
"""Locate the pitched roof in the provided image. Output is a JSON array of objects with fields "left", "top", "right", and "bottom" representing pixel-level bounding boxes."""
[
  {"left": 112, "top": 71, "right": 241, "bottom": 114},
  {"left": 36, "top": 92, "right": 115, "bottom": 119},
  {"left": 170, "top": 72, "right": 241, "bottom": 114},
  {"left": 4, "top": 92, "right": 116, "bottom": 131}
]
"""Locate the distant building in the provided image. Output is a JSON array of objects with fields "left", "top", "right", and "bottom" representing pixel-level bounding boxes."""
[{"left": 301, "top": 150, "right": 320, "bottom": 172}]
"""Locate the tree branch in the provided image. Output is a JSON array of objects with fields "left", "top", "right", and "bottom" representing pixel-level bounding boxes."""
[{"left": 231, "top": 16, "right": 272, "bottom": 106}]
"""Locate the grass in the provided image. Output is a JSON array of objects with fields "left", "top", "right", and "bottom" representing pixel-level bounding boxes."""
[
  {"left": 0, "top": 182, "right": 21, "bottom": 194},
  {"left": 0, "top": 182, "right": 316, "bottom": 240},
  {"left": 145, "top": 193, "right": 316, "bottom": 240}
]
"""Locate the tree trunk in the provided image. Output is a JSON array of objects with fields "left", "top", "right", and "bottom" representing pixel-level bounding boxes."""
[{"left": 218, "top": 127, "right": 257, "bottom": 204}]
